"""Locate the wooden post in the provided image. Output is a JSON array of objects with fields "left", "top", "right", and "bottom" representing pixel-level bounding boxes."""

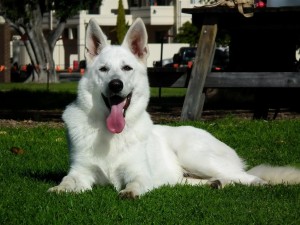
[{"left": 181, "top": 17, "right": 218, "bottom": 121}]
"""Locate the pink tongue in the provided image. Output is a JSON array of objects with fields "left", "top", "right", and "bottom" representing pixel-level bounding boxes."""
[{"left": 106, "top": 101, "right": 125, "bottom": 134}]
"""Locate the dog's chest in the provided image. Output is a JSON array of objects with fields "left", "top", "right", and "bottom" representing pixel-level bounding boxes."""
[{"left": 91, "top": 136, "right": 145, "bottom": 188}]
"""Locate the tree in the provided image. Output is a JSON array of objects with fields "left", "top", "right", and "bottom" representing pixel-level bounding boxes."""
[
  {"left": 175, "top": 21, "right": 231, "bottom": 47},
  {"left": 0, "top": 0, "right": 102, "bottom": 82},
  {"left": 116, "top": 0, "right": 127, "bottom": 44},
  {"left": 174, "top": 21, "right": 199, "bottom": 47}
]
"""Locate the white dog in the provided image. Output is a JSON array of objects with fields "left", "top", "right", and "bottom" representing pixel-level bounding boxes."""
[{"left": 48, "top": 18, "right": 300, "bottom": 198}]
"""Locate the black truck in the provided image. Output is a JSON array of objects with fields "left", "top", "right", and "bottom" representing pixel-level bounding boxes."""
[{"left": 154, "top": 47, "right": 229, "bottom": 71}]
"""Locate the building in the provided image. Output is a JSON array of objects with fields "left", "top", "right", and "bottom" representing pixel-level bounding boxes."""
[{"left": 14, "top": 0, "right": 199, "bottom": 69}]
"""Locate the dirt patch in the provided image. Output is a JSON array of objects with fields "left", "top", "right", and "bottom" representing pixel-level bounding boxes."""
[
  {"left": 0, "top": 119, "right": 64, "bottom": 128},
  {"left": 0, "top": 107, "right": 299, "bottom": 128}
]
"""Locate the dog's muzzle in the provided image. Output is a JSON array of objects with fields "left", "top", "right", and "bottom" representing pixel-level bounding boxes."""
[
  {"left": 101, "top": 93, "right": 132, "bottom": 116},
  {"left": 101, "top": 79, "right": 132, "bottom": 134}
]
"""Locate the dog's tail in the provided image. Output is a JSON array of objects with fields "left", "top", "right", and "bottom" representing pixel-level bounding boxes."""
[{"left": 248, "top": 164, "right": 300, "bottom": 185}]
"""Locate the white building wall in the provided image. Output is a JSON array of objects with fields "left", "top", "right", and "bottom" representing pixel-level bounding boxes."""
[
  {"left": 100, "top": 0, "right": 129, "bottom": 15},
  {"left": 78, "top": 11, "right": 87, "bottom": 62},
  {"left": 53, "top": 39, "right": 64, "bottom": 69}
]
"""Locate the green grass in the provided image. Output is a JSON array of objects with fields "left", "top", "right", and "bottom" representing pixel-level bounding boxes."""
[
  {"left": 0, "top": 82, "right": 186, "bottom": 97},
  {"left": 0, "top": 83, "right": 186, "bottom": 111},
  {"left": 151, "top": 87, "right": 186, "bottom": 97},
  {"left": 0, "top": 82, "right": 79, "bottom": 93},
  {"left": 1, "top": 118, "right": 300, "bottom": 224}
]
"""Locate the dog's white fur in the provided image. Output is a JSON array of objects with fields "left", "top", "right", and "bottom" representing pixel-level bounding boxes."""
[{"left": 48, "top": 18, "right": 300, "bottom": 198}]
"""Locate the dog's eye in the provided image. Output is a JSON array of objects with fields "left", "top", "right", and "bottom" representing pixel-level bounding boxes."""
[
  {"left": 99, "top": 66, "right": 108, "bottom": 72},
  {"left": 122, "top": 65, "right": 132, "bottom": 71}
]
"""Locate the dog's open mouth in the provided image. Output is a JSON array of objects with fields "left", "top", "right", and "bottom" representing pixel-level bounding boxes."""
[{"left": 101, "top": 93, "right": 132, "bottom": 134}]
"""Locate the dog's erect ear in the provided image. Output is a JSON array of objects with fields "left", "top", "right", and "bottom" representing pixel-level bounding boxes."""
[
  {"left": 122, "top": 18, "right": 149, "bottom": 64},
  {"left": 85, "top": 18, "right": 108, "bottom": 64}
]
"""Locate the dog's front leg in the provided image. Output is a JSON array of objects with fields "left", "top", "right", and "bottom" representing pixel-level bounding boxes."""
[{"left": 48, "top": 170, "right": 95, "bottom": 193}]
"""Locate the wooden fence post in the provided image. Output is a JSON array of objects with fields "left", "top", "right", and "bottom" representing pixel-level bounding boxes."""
[{"left": 181, "top": 17, "right": 218, "bottom": 121}]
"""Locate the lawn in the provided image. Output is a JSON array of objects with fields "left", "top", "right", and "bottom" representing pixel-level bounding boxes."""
[
  {"left": 1, "top": 118, "right": 300, "bottom": 224},
  {"left": 0, "top": 82, "right": 186, "bottom": 97},
  {"left": 0, "top": 82, "right": 78, "bottom": 93},
  {"left": 0, "top": 82, "right": 186, "bottom": 112}
]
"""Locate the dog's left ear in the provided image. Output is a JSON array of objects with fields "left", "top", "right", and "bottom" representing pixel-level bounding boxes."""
[
  {"left": 85, "top": 18, "right": 108, "bottom": 64},
  {"left": 122, "top": 18, "right": 149, "bottom": 64}
]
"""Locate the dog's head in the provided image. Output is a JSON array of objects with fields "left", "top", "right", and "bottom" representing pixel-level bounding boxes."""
[{"left": 81, "top": 18, "right": 150, "bottom": 134}]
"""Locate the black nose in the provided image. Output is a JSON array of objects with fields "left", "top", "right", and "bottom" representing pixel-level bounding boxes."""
[{"left": 108, "top": 79, "right": 123, "bottom": 93}]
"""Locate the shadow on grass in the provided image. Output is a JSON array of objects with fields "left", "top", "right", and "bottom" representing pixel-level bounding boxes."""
[
  {"left": 0, "top": 89, "right": 76, "bottom": 121},
  {"left": 0, "top": 89, "right": 76, "bottom": 110},
  {"left": 24, "top": 170, "right": 66, "bottom": 185},
  {"left": 1, "top": 88, "right": 300, "bottom": 121}
]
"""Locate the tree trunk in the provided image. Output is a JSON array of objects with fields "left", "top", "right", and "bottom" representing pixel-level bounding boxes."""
[
  {"left": 5, "top": 2, "right": 71, "bottom": 83},
  {"left": 28, "top": 5, "right": 57, "bottom": 83},
  {"left": 47, "top": 19, "right": 67, "bottom": 83},
  {"left": 9, "top": 3, "right": 59, "bottom": 83}
]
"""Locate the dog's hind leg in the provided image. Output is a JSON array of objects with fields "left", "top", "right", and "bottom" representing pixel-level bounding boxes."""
[
  {"left": 207, "top": 172, "right": 267, "bottom": 189},
  {"left": 180, "top": 173, "right": 265, "bottom": 189}
]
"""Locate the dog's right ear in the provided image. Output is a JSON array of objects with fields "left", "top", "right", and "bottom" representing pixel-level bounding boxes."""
[{"left": 85, "top": 18, "right": 108, "bottom": 64}]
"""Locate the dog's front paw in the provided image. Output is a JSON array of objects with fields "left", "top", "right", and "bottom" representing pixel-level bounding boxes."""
[
  {"left": 119, "top": 189, "right": 139, "bottom": 199},
  {"left": 48, "top": 184, "right": 91, "bottom": 193},
  {"left": 47, "top": 176, "right": 91, "bottom": 193},
  {"left": 48, "top": 185, "right": 73, "bottom": 193}
]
